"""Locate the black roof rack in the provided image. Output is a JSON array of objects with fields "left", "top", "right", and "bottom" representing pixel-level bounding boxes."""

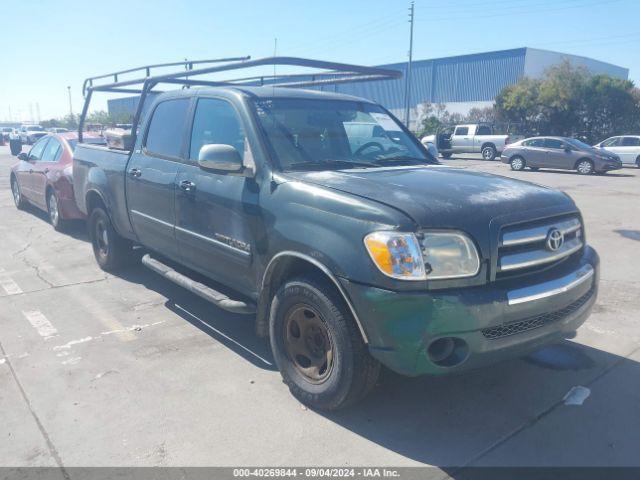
[{"left": 78, "top": 56, "right": 403, "bottom": 142}]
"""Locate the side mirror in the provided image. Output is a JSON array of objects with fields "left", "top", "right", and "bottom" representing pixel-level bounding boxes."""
[
  {"left": 197, "top": 144, "right": 244, "bottom": 174},
  {"left": 17, "top": 152, "right": 29, "bottom": 161}
]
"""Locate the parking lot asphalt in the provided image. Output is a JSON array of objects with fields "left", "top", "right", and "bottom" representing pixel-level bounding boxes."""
[{"left": 1, "top": 145, "right": 639, "bottom": 473}]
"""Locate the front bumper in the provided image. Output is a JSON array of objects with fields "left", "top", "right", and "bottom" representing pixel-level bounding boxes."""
[
  {"left": 340, "top": 246, "right": 599, "bottom": 376},
  {"left": 596, "top": 161, "right": 622, "bottom": 172}
]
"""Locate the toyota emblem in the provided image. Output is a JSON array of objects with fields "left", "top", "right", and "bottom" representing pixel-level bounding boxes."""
[{"left": 546, "top": 228, "right": 564, "bottom": 251}]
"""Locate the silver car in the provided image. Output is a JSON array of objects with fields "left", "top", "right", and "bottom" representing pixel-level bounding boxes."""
[{"left": 501, "top": 136, "right": 622, "bottom": 175}]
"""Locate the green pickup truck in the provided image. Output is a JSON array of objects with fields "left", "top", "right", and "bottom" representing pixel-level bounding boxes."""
[{"left": 73, "top": 57, "right": 599, "bottom": 410}]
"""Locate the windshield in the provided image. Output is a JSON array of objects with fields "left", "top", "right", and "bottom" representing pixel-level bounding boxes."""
[
  {"left": 566, "top": 138, "right": 593, "bottom": 150},
  {"left": 252, "top": 98, "right": 431, "bottom": 171}
]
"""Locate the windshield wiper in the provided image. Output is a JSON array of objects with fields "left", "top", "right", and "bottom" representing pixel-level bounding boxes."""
[
  {"left": 287, "top": 159, "right": 379, "bottom": 171},
  {"left": 371, "top": 154, "right": 430, "bottom": 165}
]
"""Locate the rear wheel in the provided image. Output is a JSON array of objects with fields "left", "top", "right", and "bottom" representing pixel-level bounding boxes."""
[
  {"left": 636, "top": 156, "right": 640, "bottom": 168},
  {"left": 269, "top": 275, "right": 380, "bottom": 411},
  {"left": 576, "top": 159, "right": 594, "bottom": 175},
  {"left": 481, "top": 145, "right": 497, "bottom": 161},
  {"left": 440, "top": 152, "right": 452, "bottom": 159},
  {"left": 88, "top": 207, "right": 132, "bottom": 272},
  {"left": 510, "top": 156, "right": 525, "bottom": 171},
  {"left": 11, "top": 176, "right": 26, "bottom": 209},
  {"left": 47, "top": 190, "right": 66, "bottom": 231}
]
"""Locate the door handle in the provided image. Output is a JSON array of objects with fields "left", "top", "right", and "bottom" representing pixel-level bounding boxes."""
[
  {"left": 180, "top": 180, "right": 196, "bottom": 193},
  {"left": 44, "top": 168, "right": 50, "bottom": 174},
  {"left": 129, "top": 168, "right": 142, "bottom": 178}
]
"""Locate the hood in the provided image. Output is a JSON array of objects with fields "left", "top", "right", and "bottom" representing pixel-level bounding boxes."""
[{"left": 284, "top": 165, "right": 576, "bottom": 234}]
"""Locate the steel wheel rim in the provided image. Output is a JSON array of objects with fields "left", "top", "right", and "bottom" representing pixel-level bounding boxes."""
[
  {"left": 11, "top": 180, "right": 20, "bottom": 206},
  {"left": 512, "top": 158, "right": 523, "bottom": 170},
  {"left": 283, "top": 305, "right": 334, "bottom": 384},
  {"left": 48, "top": 193, "right": 59, "bottom": 225},
  {"left": 578, "top": 161, "right": 591, "bottom": 174},
  {"left": 95, "top": 219, "right": 109, "bottom": 256}
]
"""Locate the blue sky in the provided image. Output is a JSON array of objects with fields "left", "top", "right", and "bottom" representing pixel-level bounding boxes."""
[{"left": 1, "top": 0, "right": 638, "bottom": 121}]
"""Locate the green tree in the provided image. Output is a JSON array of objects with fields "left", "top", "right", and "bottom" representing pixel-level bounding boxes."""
[{"left": 495, "top": 60, "right": 640, "bottom": 143}]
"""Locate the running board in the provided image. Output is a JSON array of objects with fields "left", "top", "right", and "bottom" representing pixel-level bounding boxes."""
[{"left": 141, "top": 254, "right": 256, "bottom": 315}]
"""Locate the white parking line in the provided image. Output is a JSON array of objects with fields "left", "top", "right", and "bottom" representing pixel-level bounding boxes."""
[
  {"left": 22, "top": 310, "right": 58, "bottom": 340},
  {"left": 0, "top": 269, "right": 22, "bottom": 295}
]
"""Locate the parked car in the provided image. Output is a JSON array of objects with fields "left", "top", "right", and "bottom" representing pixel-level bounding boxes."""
[
  {"left": 1, "top": 127, "right": 13, "bottom": 141},
  {"left": 422, "top": 124, "right": 523, "bottom": 160},
  {"left": 19, "top": 125, "right": 48, "bottom": 145},
  {"left": 48, "top": 127, "right": 69, "bottom": 134},
  {"left": 594, "top": 135, "right": 640, "bottom": 167},
  {"left": 74, "top": 60, "right": 599, "bottom": 410},
  {"left": 10, "top": 132, "right": 105, "bottom": 230},
  {"left": 501, "top": 137, "right": 622, "bottom": 174}
]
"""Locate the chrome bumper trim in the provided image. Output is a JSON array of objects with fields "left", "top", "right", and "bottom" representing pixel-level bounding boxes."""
[{"left": 507, "top": 264, "right": 594, "bottom": 306}]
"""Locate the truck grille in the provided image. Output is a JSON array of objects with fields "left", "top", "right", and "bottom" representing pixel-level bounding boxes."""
[
  {"left": 482, "top": 285, "right": 595, "bottom": 340},
  {"left": 497, "top": 215, "right": 583, "bottom": 276}
]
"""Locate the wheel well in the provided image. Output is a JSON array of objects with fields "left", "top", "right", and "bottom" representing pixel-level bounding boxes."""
[
  {"left": 255, "top": 255, "right": 365, "bottom": 342},
  {"left": 574, "top": 157, "right": 593, "bottom": 169},
  {"left": 85, "top": 190, "right": 106, "bottom": 215}
]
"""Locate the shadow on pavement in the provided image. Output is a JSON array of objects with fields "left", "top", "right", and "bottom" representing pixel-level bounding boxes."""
[{"left": 113, "top": 259, "right": 639, "bottom": 469}]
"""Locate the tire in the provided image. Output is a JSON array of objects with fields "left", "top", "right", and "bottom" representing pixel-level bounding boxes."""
[
  {"left": 481, "top": 145, "right": 497, "bottom": 161},
  {"left": 576, "top": 159, "right": 594, "bottom": 175},
  {"left": 440, "top": 152, "right": 452, "bottom": 159},
  {"left": 11, "top": 176, "right": 26, "bottom": 209},
  {"left": 510, "top": 156, "right": 525, "bottom": 171},
  {"left": 636, "top": 156, "right": 640, "bottom": 168},
  {"left": 269, "top": 275, "right": 380, "bottom": 411},
  {"left": 88, "top": 207, "right": 132, "bottom": 272},
  {"left": 47, "top": 190, "right": 66, "bottom": 231}
]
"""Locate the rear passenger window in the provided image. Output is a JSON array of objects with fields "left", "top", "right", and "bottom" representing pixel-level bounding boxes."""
[
  {"left": 189, "top": 98, "right": 246, "bottom": 161},
  {"left": 621, "top": 137, "right": 640, "bottom": 147},
  {"left": 524, "top": 138, "right": 545, "bottom": 147},
  {"left": 454, "top": 126, "right": 468, "bottom": 136},
  {"left": 41, "top": 138, "right": 62, "bottom": 162},
  {"left": 145, "top": 99, "right": 190, "bottom": 158},
  {"left": 476, "top": 126, "right": 491, "bottom": 135}
]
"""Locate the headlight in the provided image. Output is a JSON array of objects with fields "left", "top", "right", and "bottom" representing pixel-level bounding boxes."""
[
  {"left": 364, "top": 231, "right": 426, "bottom": 280},
  {"left": 420, "top": 232, "right": 480, "bottom": 279}
]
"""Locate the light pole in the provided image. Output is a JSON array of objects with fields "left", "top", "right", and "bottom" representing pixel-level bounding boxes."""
[
  {"left": 67, "top": 86, "right": 73, "bottom": 118},
  {"left": 404, "top": 1, "right": 415, "bottom": 128}
]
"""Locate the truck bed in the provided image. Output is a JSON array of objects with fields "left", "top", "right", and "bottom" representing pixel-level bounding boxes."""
[{"left": 73, "top": 143, "right": 135, "bottom": 239}]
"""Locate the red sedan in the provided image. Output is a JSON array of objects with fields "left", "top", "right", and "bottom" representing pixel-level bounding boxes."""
[{"left": 10, "top": 132, "right": 105, "bottom": 230}]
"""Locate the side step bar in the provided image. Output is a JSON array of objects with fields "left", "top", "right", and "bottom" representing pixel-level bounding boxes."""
[{"left": 141, "top": 254, "right": 256, "bottom": 315}]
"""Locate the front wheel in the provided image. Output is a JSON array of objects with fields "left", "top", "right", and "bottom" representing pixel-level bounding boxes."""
[
  {"left": 269, "top": 275, "right": 380, "bottom": 411},
  {"left": 88, "top": 207, "right": 132, "bottom": 272},
  {"left": 481, "top": 145, "right": 497, "bottom": 161},
  {"left": 576, "top": 159, "right": 594, "bottom": 175},
  {"left": 510, "top": 156, "right": 525, "bottom": 171}
]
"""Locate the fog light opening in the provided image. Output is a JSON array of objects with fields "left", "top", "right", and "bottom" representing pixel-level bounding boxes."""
[{"left": 428, "top": 337, "right": 469, "bottom": 367}]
